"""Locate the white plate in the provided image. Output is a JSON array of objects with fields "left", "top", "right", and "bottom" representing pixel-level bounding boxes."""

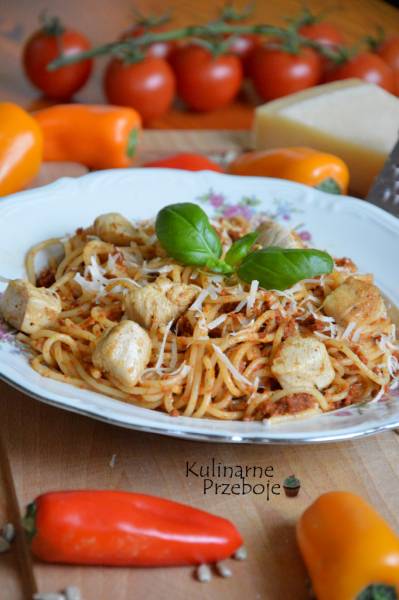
[{"left": 1, "top": 169, "right": 398, "bottom": 444}]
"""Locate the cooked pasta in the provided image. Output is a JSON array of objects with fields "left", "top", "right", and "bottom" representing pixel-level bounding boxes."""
[{"left": 4, "top": 212, "right": 399, "bottom": 422}]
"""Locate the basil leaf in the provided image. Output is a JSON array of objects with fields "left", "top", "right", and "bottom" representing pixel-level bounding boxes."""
[
  {"left": 315, "top": 177, "right": 342, "bottom": 195},
  {"left": 238, "top": 246, "right": 334, "bottom": 290},
  {"left": 155, "top": 203, "right": 223, "bottom": 267},
  {"left": 225, "top": 232, "right": 259, "bottom": 268},
  {"left": 357, "top": 584, "right": 398, "bottom": 600}
]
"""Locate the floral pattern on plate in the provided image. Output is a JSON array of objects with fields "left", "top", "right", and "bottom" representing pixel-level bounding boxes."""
[{"left": 197, "top": 189, "right": 312, "bottom": 242}]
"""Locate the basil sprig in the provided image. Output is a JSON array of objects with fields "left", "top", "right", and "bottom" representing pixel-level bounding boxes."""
[
  {"left": 155, "top": 202, "right": 232, "bottom": 273},
  {"left": 155, "top": 203, "right": 334, "bottom": 290},
  {"left": 238, "top": 247, "right": 334, "bottom": 290},
  {"left": 225, "top": 232, "right": 259, "bottom": 268}
]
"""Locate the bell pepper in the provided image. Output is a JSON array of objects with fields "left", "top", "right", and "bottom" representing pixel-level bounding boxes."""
[
  {"left": 0, "top": 102, "right": 43, "bottom": 196},
  {"left": 143, "top": 152, "right": 224, "bottom": 172},
  {"left": 23, "top": 490, "right": 242, "bottom": 566},
  {"left": 34, "top": 104, "right": 141, "bottom": 169},
  {"left": 228, "top": 147, "right": 349, "bottom": 194},
  {"left": 297, "top": 491, "right": 399, "bottom": 600}
]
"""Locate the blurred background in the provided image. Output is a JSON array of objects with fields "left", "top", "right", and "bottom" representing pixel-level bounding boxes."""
[{"left": 1, "top": 0, "right": 399, "bottom": 129}]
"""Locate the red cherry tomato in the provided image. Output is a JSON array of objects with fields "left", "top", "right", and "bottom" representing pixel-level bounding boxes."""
[
  {"left": 377, "top": 36, "right": 399, "bottom": 94},
  {"left": 23, "top": 25, "right": 92, "bottom": 100},
  {"left": 172, "top": 45, "right": 243, "bottom": 112},
  {"left": 120, "top": 25, "right": 177, "bottom": 61},
  {"left": 225, "top": 34, "right": 260, "bottom": 73},
  {"left": 103, "top": 57, "right": 176, "bottom": 123},
  {"left": 299, "top": 22, "right": 344, "bottom": 49},
  {"left": 324, "top": 51, "right": 395, "bottom": 93},
  {"left": 249, "top": 46, "right": 322, "bottom": 101}
]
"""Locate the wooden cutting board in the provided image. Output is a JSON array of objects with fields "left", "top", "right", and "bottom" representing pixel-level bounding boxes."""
[{"left": 1, "top": 130, "right": 399, "bottom": 600}]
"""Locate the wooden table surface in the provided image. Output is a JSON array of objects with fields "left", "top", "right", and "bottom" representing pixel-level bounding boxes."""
[
  {"left": 2, "top": 384, "right": 399, "bottom": 600},
  {"left": 1, "top": 0, "right": 399, "bottom": 129},
  {"left": 2, "top": 1, "right": 399, "bottom": 599}
]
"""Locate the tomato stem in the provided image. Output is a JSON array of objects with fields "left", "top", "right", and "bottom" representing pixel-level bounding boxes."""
[
  {"left": 47, "top": 21, "right": 343, "bottom": 71},
  {"left": 39, "top": 11, "right": 65, "bottom": 37}
]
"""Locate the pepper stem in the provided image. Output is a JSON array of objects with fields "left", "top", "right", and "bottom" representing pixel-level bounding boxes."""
[
  {"left": 126, "top": 128, "right": 139, "bottom": 159},
  {"left": 22, "top": 502, "right": 37, "bottom": 543},
  {"left": 357, "top": 584, "right": 398, "bottom": 600}
]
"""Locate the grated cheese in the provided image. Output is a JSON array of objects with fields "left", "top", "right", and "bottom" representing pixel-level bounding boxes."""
[
  {"left": 341, "top": 321, "right": 357, "bottom": 340},
  {"left": 189, "top": 284, "right": 218, "bottom": 312},
  {"left": 74, "top": 257, "right": 109, "bottom": 295},
  {"left": 234, "top": 298, "right": 248, "bottom": 313},
  {"left": 212, "top": 343, "right": 252, "bottom": 387},
  {"left": 246, "top": 280, "right": 259, "bottom": 314},
  {"left": 155, "top": 319, "right": 174, "bottom": 372},
  {"left": 207, "top": 314, "right": 227, "bottom": 330},
  {"left": 352, "top": 326, "right": 364, "bottom": 342}
]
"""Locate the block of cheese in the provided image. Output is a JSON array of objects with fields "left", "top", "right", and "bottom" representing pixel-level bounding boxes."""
[{"left": 253, "top": 79, "right": 399, "bottom": 197}]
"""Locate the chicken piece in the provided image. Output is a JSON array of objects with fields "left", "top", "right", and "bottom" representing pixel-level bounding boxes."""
[
  {"left": 92, "top": 320, "right": 152, "bottom": 389},
  {"left": 125, "top": 278, "right": 198, "bottom": 329},
  {"left": 323, "top": 276, "right": 387, "bottom": 326},
  {"left": 256, "top": 219, "right": 302, "bottom": 249},
  {"left": 271, "top": 335, "right": 334, "bottom": 390},
  {"left": 93, "top": 213, "right": 136, "bottom": 246},
  {"left": 0, "top": 279, "right": 62, "bottom": 334}
]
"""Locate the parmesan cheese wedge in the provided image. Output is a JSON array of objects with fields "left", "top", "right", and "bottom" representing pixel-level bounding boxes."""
[{"left": 253, "top": 79, "right": 399, "bottom": 197}]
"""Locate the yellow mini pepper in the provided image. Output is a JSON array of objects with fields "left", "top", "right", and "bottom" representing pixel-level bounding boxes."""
[
  {"left": 228, "top": 147, "right": 349, "bottom": 195},
  {"left": 297, "top": 492, "right": 399, "bottom": 600},
  {"left": 0, "top": 102, "right": 43, "bottom": 196}
]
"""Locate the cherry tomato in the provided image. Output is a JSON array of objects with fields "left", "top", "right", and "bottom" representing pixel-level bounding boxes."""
[
  {"left": 23, "top": 25, "right": 92, "bottom": 100},
  {"left": 324, "top": 51, "right": 395, "bottom": 93},
  {"left": 172, "top": 45, "right": 243, "bottom": 112},
  {"left": 299, "top": 22, "right": 344, "bottom": 49},
  {"left": 224, "top": 34, "right": 260, "bottom": 73},
  {"left": 120, "top": 25, "right": 177, "bottom": 61},
  {"left": 103, "top": 57, "right": 176, "bottom": 123},
  {"left": 249, "top": 46, "right": 322, "bottom": 101},
  {"left": 377, "top": 36, "right": 399, "bottom": 94}
]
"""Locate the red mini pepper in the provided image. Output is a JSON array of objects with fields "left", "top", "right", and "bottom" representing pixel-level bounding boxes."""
[
  {"left": 24, "top": 490, "right": 242, "bottom": 567},
  {"left": 143, "top": 152, "right": 224, "bottom": 172}
]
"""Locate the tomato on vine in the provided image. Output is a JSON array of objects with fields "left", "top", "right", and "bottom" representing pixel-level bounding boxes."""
[
  {"left": 103, "top": 57, "right": 176, "bottom": 123},
  {"left": 324, "top": 51, "right": 395, "bottom": 93},
  {"left": 249, "top": 44, "right": 322, "bottom": 101},
  {"left": 23, "top": 15, "right": 92, "bottom": 100},
  {"left": 119, "top": 14, "right": 177, "bottom": 61},
  {"left": 376, "top": 36, "right": 399, "bottom": 94},
  {"left": 172, "top": 44, "right": 243, "bottom": 112},
  {"left": 299, "top": 21, "right": 344, "bottom": 49},
  {"left": 224, "top": 34, "right": 260, "bottom": 73}
]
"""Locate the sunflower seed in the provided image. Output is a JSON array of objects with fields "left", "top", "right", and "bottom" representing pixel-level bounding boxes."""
[
  {"left": 233, "top": 546, "right": 247, "bottom": 560},
  {"left": 65, "top": 586, "right": 81, "bottom": 600},
  {"left": 196, "top": 564, "right": 212, "bottom": 583},
  {"left": 2, "top": 523, "right": 15, "bottom": 543},
  {"left": 0, "top": 537, "right": 10, "bottom": 553},
  {"left": 215, "top": 561, "right": 232, "bottom": 578}
]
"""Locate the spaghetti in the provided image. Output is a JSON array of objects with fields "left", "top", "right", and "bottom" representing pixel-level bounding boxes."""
[{"left": 11, "top": 214, "right": 399, "bottom": 421}]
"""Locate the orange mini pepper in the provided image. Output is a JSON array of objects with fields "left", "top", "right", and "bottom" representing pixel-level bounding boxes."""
[
  {"left": 0, "top": 102, "right": 43, "bottom": 196},
  {"left": 297, "top": 492, "right": 399, "bottom": 600},
  {"left": 34, "top": 104, "right": 141, "bottom": 169},
  {"left": 228, "top": 147, "right": 349, "bottom": 194}
]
